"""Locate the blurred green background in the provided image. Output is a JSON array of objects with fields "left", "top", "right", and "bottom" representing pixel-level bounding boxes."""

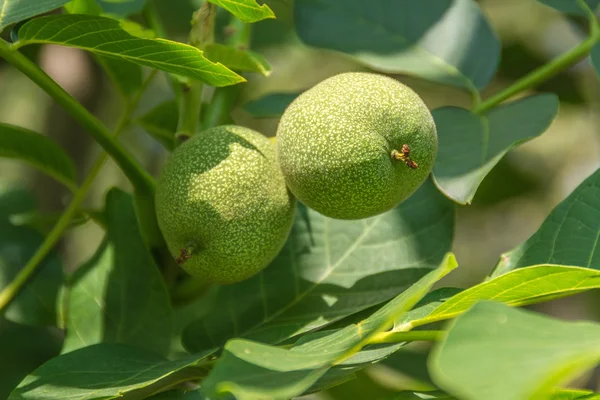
[{"left": 1, "top": 0, "right": 600, "bottom": 397}]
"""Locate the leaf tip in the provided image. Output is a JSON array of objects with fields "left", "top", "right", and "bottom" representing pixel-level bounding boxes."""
[{"left": 442, "top": 252, "right": 459, "bottom": 272}]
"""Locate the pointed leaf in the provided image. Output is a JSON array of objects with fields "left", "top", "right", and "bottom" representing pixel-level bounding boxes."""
[
  {"left": 243, "top": 92, "right": 299, "bottom": 118},
  {"left": 183, "top": 179, "right": 455, "bottom": 352},
  {"left": 0, "top": 123, "right": 77, "bottom": 192},
  {"left": 9, "top": 343, "right": 216, "bottom": 400},
  {"left": 207, "top": 0, "right": 275, "bottom": 23},
  {"left": 0, "top": 0, "right": 69, "bottom": 31},
  {"left": 204, "top": 43, "right": 271, "bottom": 76},
  {"left": 538, "top": 0, "right": 600, "bottom": 15},
  {"left": 493, "top": 168, "right": 600, "bottom": 276},
  {"left": 430, "top": 302, "right": 600, "bottom": 400},
  {"left": 13, "top": 14, "right": 245, "bottom": 86},
  {"left": 62, "top": 188, "right": 173, "bottom": 356},
  {"left": 0, "top": 221, "right": 64, "bottom": 327},
  {"left": 135, "top": 99, "right": 178, "bottom": 150},
  {"left": 294, "top": 0, "right": 500, "bottom": 92},
  {"left": 432, "top": 94, "right": 559, "bottom": 204},
  {"left": 201, "top": 255, "right": 457, "bottom": 400},
  {"left": 398, "top": 265, "right": 600, "bottom": 329}
]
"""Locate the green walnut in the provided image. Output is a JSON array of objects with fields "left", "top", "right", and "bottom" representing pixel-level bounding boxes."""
[
  {"left": 276, "top": 72, "right": 437, "bottom": 220},
  {"left": 155, "top": 125, "right": 296, "bottom": 284}
]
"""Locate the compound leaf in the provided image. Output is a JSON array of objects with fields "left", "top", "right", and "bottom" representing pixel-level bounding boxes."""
[
  {"left": 183, "top": 179, "right": 455, "bottom": 352},
  {"left": 200, "top": 255, "right": 457, "bottom": 400},
  {"left": 13, "top": 14, "right": 244, "bottom": 86},
  {"left": 398, "top": 265, "right": 600, "bottom": 329}
]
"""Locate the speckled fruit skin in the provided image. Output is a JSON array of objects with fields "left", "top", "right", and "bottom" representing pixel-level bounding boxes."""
[
  {"left": 276, "top": 72, "right": 437, "bottom": 220},
  {"left": 155, "top": 125, "right": 296, "bottom": 284}
]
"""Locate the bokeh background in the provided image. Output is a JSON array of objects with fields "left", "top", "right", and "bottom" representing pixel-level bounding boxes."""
[{"left": 1, "top": 0, "right": 600, "bottom": 397}]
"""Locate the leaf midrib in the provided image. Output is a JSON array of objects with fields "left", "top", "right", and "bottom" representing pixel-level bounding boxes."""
[
  {"left": 243, "top": 214, "right": 384, "bottom": 339},
  {"left": 13, "top": 16, "right": 243, "bottom": 82}
]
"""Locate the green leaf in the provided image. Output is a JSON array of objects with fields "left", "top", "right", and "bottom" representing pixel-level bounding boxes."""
[
  {"left": 0, "top": 186, "right": 36, "bottom": 220},
  {"left": 9, "top": 343, "right": 216, "bottom": 400},
  {"left": 62, "top": 188, "right": 173, "bottom": 356},
  {"left": 432, "top": 94, "right": 558, "bottom": 205},
  {"left": 182, "top": 179, "right": 455, "bottom": 352},
  {"left": 550, "top": 389, "right": 600, "bottom": 400},
  {"left": 0, "top": 0, "right": 69, "bottom": 31},
  {"left": 64, "top": 0, "right": 103, "bottom": 14},
  {"left": 148, "top": 390, "right": 208, "bottom": 399},
  {"left": 396, "top": 287, "right": 463, "bottom": 328},
  {"left": 298, "top": 292, "right": 459, "bottom": 394},
  {"left": 97, "top": 0, "right": 146, "bottom": 17},
  {"left": 0, "top": 318, "right": 62, "bottom": 399},
  {"left": 0, "top": 221, "right": 64, "bottom": 326},
  {"left": 135, "top": 99, "right": 178, "bottom": 150},
  {"left": 204, "top": 43, "right": 271, "bottom": 76},
  {"left": 294, "top": 0, "right": 500, "bottom": 92},
  {"left": 398, "top": 265, "right": 600, "bottom": 329},
  {"left": 324, "top": 371, "right": 397, "bottom": 400},
  {"left": 0, "top": 123, "right": 77, "bottom": 192},
  {"left": 298, "top": 330, "right": 404, "bottom": 394},
  {"left": 493, "top": 168, "right": 600, "bottom": 276},
  {"left": 13, "top": 14, "right": 245, "bottom": 87},
  {"left": 200, "top": 254, "right": 457, "bottom": 400},
  {"left": 97, "top": 56, "right": 143, "bottom": 97},
  {"left": 430, "top": 302, "right": 600, "bottom": 400},
  {"left": 207, "top": 0, "right": 275, "bottom": 23},
  {"left": 243, "top": 92, "right": 299, "bottom": 118},
  {"left": 538, "top": 0, "right": 600, "bottom": 15}
]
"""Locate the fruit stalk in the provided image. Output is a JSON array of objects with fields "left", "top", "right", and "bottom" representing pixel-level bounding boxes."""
[
  {"left": 176, "top": 1, "right": 218, "bottom": 144},
  {"left": 473, "top": 0, "right": 600, "bottom": 114},
  {"left": 201, "top": 16, "right": 249, "bottom": 130}
]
